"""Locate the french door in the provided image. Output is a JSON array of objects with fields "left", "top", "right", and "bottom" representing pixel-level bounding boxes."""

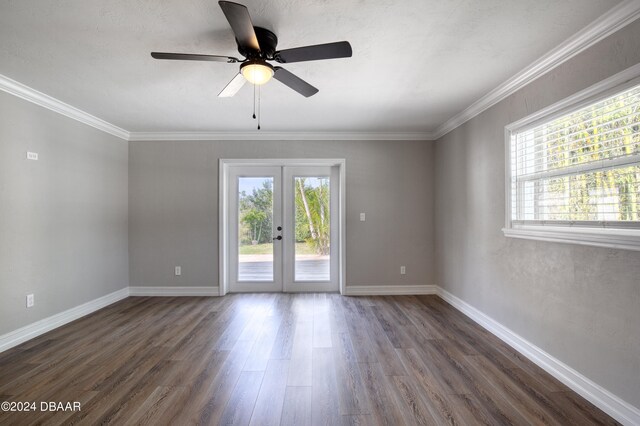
[{"left": 227, "top": 164, "right": 339, "bottom": 293}]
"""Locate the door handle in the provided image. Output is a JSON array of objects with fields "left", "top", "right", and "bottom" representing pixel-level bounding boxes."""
[{"left": 273, "top": 235, "right": 282, "bottom": 240}]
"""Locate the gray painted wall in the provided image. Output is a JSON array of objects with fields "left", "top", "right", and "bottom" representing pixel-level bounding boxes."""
[
  {"left": 129, "top": 139, "right": 435, "bottom": 289},
  {"left": 0, "top": 91, "right": 129, "bottom": 335},
  {"left": 434, "top": 21, "right": 640, "bottom": 407}
]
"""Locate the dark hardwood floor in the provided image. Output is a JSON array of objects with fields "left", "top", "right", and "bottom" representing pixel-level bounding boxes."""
[{"left": 0, "top": 294, "right": 617, "bottom": 425}]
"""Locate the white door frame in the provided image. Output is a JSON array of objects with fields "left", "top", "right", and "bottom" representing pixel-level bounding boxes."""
[
  {"left": 228, "top": 166, "right": 283, "bottom": 292},
  {"left": 219, "top": 158, "right": 346, "bottom": 295},
  {"left": 283, "top": 166, "right": 339, "bottom": 292}
]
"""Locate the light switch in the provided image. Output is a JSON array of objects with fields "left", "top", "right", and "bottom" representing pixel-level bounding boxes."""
[
  {"left": 26, "top": 152, "right": 38, "bottom": 161},
  {"left": 360, "top": 213, "right": 366, "bottom": 221}
]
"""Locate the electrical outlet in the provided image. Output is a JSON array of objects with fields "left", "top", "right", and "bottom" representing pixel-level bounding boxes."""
[
  {"left": 26, "top": 294, "right": 34, "bottom": 308},
  {"left": 360, "top": 213, "right": 366, "bottom": 221},
  {"left": 400, "top": 266, "right": 406, "bottom": 275},
  {"left": 175, "top": 266, "right": 181, "bottom": 276},
  {"left": 26, "top": 152, "right": 38, "bottom": 161}
]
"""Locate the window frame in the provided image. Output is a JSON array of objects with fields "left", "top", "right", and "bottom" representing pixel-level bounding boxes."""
[{"left": 503, "top": 63, "right": 640, "bottom": 251}]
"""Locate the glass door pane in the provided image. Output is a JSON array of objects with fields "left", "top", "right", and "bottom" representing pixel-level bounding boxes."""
[
  {"left": 238, "top": 177, "right": 274, "bottom": 282},
  {"left": 294, "top": 176, "right": 330, "bottom": 281},
  {"left": 228, "top": 166, "right": 282, "bottom": 293}
]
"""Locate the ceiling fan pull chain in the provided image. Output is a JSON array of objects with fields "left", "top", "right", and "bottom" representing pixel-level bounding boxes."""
[
  {"left": 257, "top": 85, "right": 261, "bottom": 130},
  {"left": 252, "top": 83, "right": 256, "bottom": 119}
]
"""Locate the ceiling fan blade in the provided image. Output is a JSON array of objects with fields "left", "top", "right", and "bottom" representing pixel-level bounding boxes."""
[
  {"left": 151, "top": 52, "right": 239, "bottom": 63},
  {"left": 218, "top": 1, "right": 260, "bottom": 52},
  {"left": 275, "top": 41, "right": 352, "bottom": 63},
  {"left": 273, "top": 67, "right": 318, "bottom": 97},
  {"left": 218, "top": 73, "right": 247, "bottom": 97}
]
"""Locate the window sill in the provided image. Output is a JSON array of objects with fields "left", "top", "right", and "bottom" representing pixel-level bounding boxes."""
[{"left": 502, "top": 225, "right": 640, "bottom": 251}]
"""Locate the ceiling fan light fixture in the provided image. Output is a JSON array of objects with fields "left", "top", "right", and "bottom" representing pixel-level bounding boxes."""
[
  {"left": 241, "top": 60, "right": 274, "bottom": 85},
  {"left": 152, "top": 2, "right": 351, "bottom": 98}
]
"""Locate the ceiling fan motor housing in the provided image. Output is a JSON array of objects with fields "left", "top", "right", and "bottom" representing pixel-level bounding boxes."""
[{"left": 239, "top": 26, "right": 278, "bottom": 59}]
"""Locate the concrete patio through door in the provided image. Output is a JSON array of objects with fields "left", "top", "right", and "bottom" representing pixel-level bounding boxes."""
[{"left": 238, "top": 254, "right": 330, "bottom": 281}]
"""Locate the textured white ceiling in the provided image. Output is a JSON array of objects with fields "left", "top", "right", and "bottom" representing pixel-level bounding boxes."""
[{"left": 0, "top": 0, "right": 618, "bottom": 133}]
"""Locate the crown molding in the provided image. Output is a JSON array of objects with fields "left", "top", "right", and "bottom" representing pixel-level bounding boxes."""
[
  {"left": 432, "top": 0, "right": 640, "bottom": 140},
  {"left": 128, "top": 131, "right": 435, "bottom": 141},
  {"left": 0, "top": 74, "right": 130, "bottom": 140},
  {"left": 0, "top": 75, "right": 433, "bottom": 141}
]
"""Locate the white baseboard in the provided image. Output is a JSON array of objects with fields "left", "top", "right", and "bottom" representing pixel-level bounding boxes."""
[
  {"left": 343, "top": 285, "right": 437, "bottom": 296},
  {"left": 129, "top": 286, "right": 220, "bottom": 296},
  {"left": 436, "top": 287, "right": 640, "bottom": 426},
  {"left": 0, "top": 285, "right": 218, "bottom": 353},
  {"left": 2, "top": 283, "right": 637, "bottom": 424},
  {"left": 0, "top": 287, "right": 129, "bottom": 353}
]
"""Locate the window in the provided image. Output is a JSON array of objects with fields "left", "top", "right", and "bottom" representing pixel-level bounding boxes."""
[{"left": 504, "top": 69, "right": 640, "bottom": 251}]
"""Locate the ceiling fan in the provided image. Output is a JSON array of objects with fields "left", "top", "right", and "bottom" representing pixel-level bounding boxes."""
[{"left": 151, "top": 1, "right": 352, "bottom": 98}]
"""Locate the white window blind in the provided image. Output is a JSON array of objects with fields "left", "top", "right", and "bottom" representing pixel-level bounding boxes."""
[{"left": 510, "top": 83, "right": 640, "bottom": 227}]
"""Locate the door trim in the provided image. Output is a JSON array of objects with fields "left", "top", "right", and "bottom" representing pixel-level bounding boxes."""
[
  {"left": 283, "top": 166, "right": 339, "bottom": 292},
  {"left": 219, "top": 159, "right": 346, "bottom": 295},
  {"left": 228, "top": 166, "right": 283, "bottom": 292}
]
